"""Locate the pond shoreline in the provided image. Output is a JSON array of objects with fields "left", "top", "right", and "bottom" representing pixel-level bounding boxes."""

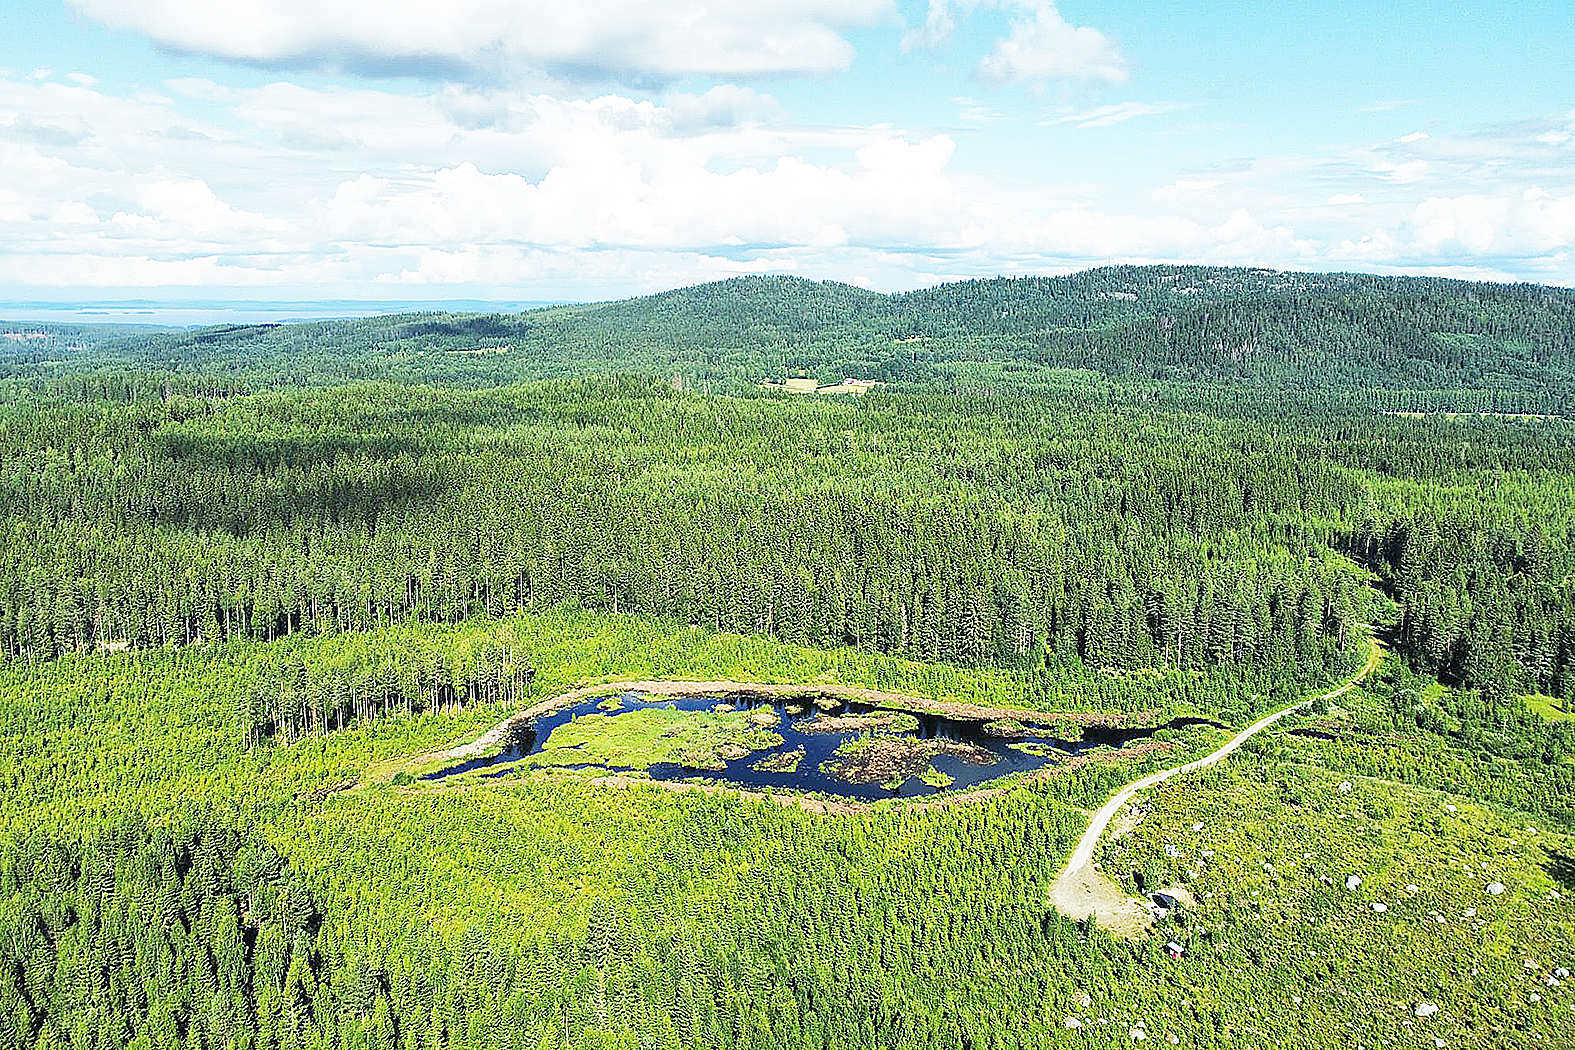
[
  {"left": 584, "top": 736, "right": 1178, "bottom": 815},
  {"left": 413, "top": 678, "right": 1160, "bottom": 771}
]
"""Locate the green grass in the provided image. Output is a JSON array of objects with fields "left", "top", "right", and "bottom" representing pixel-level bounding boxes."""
[
  {"left": 1525, "top": 693, "right": 1574, "bottom": 721},
  {"left": 1097, "top": 755, "right": 1575, "bottom": 1046},
  {"left": 522, "top": 707, "right": 784, "bottom": 772},
  {"left": 983, "top": 718, "right": 1028, "bottom": 736}
]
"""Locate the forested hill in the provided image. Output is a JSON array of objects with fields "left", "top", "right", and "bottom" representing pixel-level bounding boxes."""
[
  {"left": 5, "top": 266, "right": 1575, "bottom": 407},
  {"left": 892, "top": 268, "right": 1575, "bottom": 390}
]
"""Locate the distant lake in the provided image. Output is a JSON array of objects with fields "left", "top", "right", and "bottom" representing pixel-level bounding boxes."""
[{"left": 0, "top": 300, "right": 571, "bottom": 328}]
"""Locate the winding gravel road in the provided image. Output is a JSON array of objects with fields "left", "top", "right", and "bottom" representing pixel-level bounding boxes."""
[{"left": 1050, "top": 635, "right": 1382, "bottom": 932}]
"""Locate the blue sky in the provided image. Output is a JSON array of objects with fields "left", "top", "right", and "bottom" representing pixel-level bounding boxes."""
[{"left": 2, "top": 1, "right": 1573, "bottom": 302}]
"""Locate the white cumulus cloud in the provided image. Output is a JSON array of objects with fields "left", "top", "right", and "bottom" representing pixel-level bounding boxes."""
[
  {"left": 7, "top": 70, "right": 1575, "bottom": 295},
  {"left": 67, "top": 0, "right": 891, "bottom": 83},
  {"left": 909, "top": 1, "right": 1127, "bottom": 85},
  {"left": 976, "top": 1, "right": 1128, "bottom": 85}
]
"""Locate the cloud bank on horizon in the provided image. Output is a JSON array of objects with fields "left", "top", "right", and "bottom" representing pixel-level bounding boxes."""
[{"left": 2, "top": 0, "right": 1573, "bottom": 299}]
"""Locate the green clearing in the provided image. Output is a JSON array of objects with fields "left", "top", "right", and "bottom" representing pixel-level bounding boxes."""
[
  {"left": 1526, "top": 693, "right": 1575, "bottom": 722},
  {"left": 1098, "top": 742, "right": 1575, "bottom": 1046},
  {"left": 0, "top": 605, "right": 1270, "bottom": 834}
]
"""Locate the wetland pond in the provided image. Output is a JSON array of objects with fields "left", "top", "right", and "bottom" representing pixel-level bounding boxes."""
[{"left": 425, "top": 690, "right": 1219, "bottom": 801}]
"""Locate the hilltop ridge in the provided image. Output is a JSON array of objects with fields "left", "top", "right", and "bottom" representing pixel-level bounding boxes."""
[{"left": 4, "top": 265, "right": 1574, "bottom": 408}]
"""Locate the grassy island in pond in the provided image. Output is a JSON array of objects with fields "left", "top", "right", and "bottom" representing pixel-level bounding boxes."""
[
  {"left": 751, "top": 747, "right": 805, "bottom": 773},
  {"left": 524, "top": 707, "right": 784, "bottom": 771}
]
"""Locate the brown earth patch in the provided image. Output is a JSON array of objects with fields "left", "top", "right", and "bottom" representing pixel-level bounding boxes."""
[{"left": 821, "top": 737, "right": 995, "bottom": 785}]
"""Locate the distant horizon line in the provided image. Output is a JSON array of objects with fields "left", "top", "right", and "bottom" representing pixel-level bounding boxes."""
[{"left": 3, "top": 263, "right": 1573, "bottom": 328}]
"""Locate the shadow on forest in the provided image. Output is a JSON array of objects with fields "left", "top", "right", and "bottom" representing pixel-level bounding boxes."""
[
  {"left": 1546, "top": 848, "right": 1575, "bottom": 893},
  {"left": 148, "top": 427, "right": 463, "bottom": 533},
  {"left": 399, "top": 315, "right": 523, "bottom": 341}
]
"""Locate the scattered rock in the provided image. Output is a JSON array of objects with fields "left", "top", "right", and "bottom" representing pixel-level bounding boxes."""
[
  {"left": 1165, "top": 844, "right": 1181, "bottom": 857},
  {"left": 1345, "top": 875, "right": 1362, "bottom": 891},
  {"left": 1167, "top": 1037, "right": 1179, "bottom": 1046},
  {"left": 1555, "top": 968, "right": 1570, "bottom": 979},
  {"left": 713, "top": 703, "right": 735, "bottom": 712},
  {"left": 1406, "top": 884, "right": 1420, "bottom": 894},
  {"left": 1192, "top": 822, "right": 1205, "bottom": 832},
  {"left": 1530, "top": 993, "right": 1542, "bottom": 1003},
  {"left": 1462, "top": 908, "right": 1476, "bottom": 918},
  {"left": 1338, "top": 781, "right": 1353, "bottom": 792},
  {"left": 1414, "top": 1002, "right": 1439, "bottom": 1018},
  {"left": 1130, "top": 1027, "right": 1148, "bottom": 1041},
  {"left": 1444, "top": 804, "right": 1457, "bottom": 812},
  {"left": 1486, "top": 882, "right": 1505, "bottom": 896},
  {"left": 1371, "top": 902, "right": 1388, "bottom": 912},
  {"left": 1064, "top": 1017, "right": 1082, "bottom": 1029},
  {"left": 1547, "top": 975, "right": 1562, "bottom": 988}
]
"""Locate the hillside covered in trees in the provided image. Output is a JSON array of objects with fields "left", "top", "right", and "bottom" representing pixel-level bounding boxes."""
[
  {"left": 7, "top": 265, "right": 1575, "bottom": 410},
  {"left": 4, "top": 269, "right": 1575, "bottom": 1049}
]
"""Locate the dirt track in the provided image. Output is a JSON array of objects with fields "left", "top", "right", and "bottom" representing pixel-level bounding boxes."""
[{"left": 1048, "top": 635, "right": 1383, "bottom": 936}]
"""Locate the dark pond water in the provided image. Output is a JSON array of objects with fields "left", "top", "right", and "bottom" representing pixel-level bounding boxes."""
[{"left": 425, "top": 691, "right": 1220, "bottom": 800}]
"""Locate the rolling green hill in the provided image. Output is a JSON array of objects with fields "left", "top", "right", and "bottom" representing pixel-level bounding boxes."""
[{"left": 7, "top": 267, "right": 1574, "bottom": 409}]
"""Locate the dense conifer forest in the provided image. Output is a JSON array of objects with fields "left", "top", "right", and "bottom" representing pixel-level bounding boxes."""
[{"left": 4, "top": 266, "right": 1574, "bottom": 1048}]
